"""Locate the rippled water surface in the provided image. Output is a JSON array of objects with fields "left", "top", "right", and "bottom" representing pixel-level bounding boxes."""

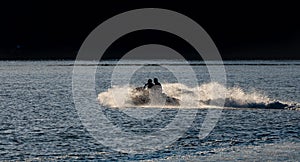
[{"left": 0, "top": 60, "right": 299, "bottom": 161}]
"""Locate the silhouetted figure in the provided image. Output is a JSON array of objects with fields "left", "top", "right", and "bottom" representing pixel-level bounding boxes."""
[
  {"left": 152, "top": 78, "right": 163, "bottom": 94},
  {"left": 153, "top": 78, "right": 161, "bottom": 86},
  {"left": 144, "top": 79, "right": 154, "bottom": 89}
]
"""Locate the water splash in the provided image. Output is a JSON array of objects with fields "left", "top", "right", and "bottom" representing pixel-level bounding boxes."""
[{"left": 98, "top": 82, "right": 299, "bottom": 109}]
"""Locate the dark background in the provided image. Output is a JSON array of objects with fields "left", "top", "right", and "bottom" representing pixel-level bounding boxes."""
[{"left": 0, "top": 1, "right": 299, "bottom": 60}]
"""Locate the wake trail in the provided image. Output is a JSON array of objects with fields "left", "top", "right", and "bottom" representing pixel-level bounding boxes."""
[{"left": 98, "top": 82, "right": 300, "bottom": 110}]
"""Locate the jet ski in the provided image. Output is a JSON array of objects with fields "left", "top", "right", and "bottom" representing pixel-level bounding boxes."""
[{"left": 130, "top": 85, "right": 180, "bottom": 106}]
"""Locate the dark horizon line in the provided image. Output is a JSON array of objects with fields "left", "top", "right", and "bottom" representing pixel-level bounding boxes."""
[{"left": 1, "top": 58, "right": 300, "bottom": 61}]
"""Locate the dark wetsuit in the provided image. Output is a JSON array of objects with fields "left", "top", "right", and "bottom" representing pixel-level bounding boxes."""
[
  {"left": 144, "top": 82, "right": 154, "bottom": 89},
  {"left": 153, "top": 79, "right": 162, "bottom": 93},
  {"left": 154, "top": 82, "right": 161, "bottom": 86}
]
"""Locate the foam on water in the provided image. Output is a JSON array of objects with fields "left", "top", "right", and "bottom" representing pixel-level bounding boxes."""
[{"left": 98, "top": 82, "right": 299, "bottom": 109}]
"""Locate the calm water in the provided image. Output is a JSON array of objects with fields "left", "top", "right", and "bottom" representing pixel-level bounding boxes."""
[{"left": 0, "top": 60, "right": 299, "bottom": 161}]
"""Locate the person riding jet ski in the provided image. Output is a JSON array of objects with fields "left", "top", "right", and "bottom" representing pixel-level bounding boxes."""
[
  {"left": 143, "top": 79, "right": 154, "bottom": 89},
  {"left": 153, "top": 78, "right": 161, "bottom": 86},
  {"left": 152, "top": 78, "right": 162, "bottom": 94},
  {"left": 131, "top": 78, "right": 179, "bottom": 106}
]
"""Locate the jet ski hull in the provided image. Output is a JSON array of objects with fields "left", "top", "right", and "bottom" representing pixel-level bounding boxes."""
[{"left": 131, "top": 87, "right": 180, "bottom": 106}]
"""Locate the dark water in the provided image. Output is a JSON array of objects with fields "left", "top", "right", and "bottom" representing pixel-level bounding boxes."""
[{"left": 0, "top": 60, "right": 299, "bottom": 161}]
